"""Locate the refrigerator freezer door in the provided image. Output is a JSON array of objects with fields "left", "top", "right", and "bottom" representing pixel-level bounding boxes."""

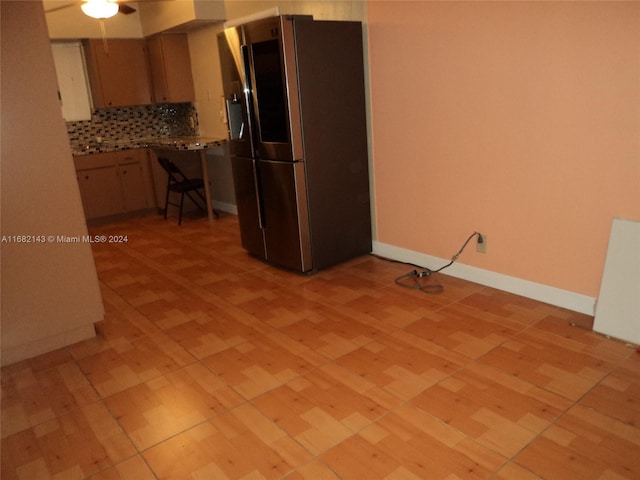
[
  {"left": 293, "top": 20, "right": 372, "bottom": 269},
  {"left": 230, "top": 156, "right": 266, "bottom": 259},
  {"left": 259, "top": 160, "right": 312, "bottom": 272}
]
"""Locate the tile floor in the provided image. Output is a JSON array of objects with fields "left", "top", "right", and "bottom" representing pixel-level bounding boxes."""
[{"left": 2, "top": 214, "right": 639, "bottom": 479}]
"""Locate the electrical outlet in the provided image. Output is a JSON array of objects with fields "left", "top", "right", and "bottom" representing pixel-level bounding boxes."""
[{"left": 476, "top": 233, "right": 487, "bottom": 253}]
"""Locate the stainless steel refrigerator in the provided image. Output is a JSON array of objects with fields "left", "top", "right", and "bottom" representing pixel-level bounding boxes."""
[{"left": 218, "top": 15, "right": 371, "bottom": 273}]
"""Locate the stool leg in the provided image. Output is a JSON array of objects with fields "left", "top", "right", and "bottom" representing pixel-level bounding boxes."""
[
  {"left": 164, "top": 188, "right": 170, "bottom": 220},
  {"left": 178, "top": 192, "right": 185, "bottom": 225}
]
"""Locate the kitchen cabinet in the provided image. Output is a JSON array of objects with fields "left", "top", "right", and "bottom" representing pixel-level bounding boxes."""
[
  {"left": 146, "top": 34, "right": 195, "bottom": 104},
  {"left": 74, "top": 149, "right": 155, "bottom": 221},
  {"left": 84, "top": 39, "right": 152, "bottom": 108},
  {"left": 117, "top": 150, "right": 152, "bottom": 212},
  {"left": 51, "top": 42, "right": 92, "bottom": 121},
  {"left": 76, "top": 163, "right": 123, "bottom": 219}
]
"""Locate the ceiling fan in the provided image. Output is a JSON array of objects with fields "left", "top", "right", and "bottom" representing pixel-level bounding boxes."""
[
  {"left": 45, "top": 0, "right": 137, "bottom": 19},
  {"left": 45, "top": 0, "right": 143, "bottom": 53}
]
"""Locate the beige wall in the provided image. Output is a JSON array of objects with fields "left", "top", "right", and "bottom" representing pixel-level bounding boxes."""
[
  {"left": 187, "top": 24, "right": 236, "bottom": 209},
  {"left": 1, "top": 1, "right": 104, "bottom": 365},
  {"left": 368, "top": 2, "right": 640, "bottom": 308}
]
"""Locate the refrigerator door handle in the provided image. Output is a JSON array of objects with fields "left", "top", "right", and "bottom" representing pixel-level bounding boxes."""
[
  {"left": 241, "top": 45, "right": 264, "bottom": 229},
  {"left": 252, "top": 159, "right": 266, "bottom": 229},
  {"left": 240, "top": 45, "right": 256, "bottom": 158},
  {"left": 225, "top": 96, "right": 244, "bottom": 140}
]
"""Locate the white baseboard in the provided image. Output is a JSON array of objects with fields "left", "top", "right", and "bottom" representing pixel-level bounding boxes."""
[
  {"left": 212, "top": 201, "right": 237, "bottom": 215},
  {"left": 372, "top": 241, "right": 596, "bottom": 316},
  {"left": 1, "top": 324, "right": 96, "bottom": 367}
]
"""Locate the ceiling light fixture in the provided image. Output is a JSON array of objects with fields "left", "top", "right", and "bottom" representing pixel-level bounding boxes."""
[{"left": 81, "top": 0, "right": 118, "bottom": 19}]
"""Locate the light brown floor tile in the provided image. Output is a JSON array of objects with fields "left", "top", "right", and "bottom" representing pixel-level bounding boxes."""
[
  {"left": 253, "top": 364, "right": 402, "bottom": 455},
  {"left": 478, "top": 324, "right": 619, "bottom": 400},
  {"left": 264, "top": 330, "right": 334, "bottom": 369},
  {"left": 84, "top": 456, "right": 156, "bottom": 480},
  {"left": 157, "top": 294, "right": 271, "bottom": 359},
  {"left": 1, "top": 352, "right": 99, "bottom": 438},
  {"left": 163, "top": 312, "right": 266, "bottom": 359},
  {"left": 143, "top": 404, "right": 312, "bottom": 480},
  {"left": 291, "top": 268, "right": 387, "bottom": 306},
  {"left": 341, "top": 288, "right": 445, "bottom": 332},
  {"left": 277, "top": 305, "right": 388, "bottom": 360},
  {"left": 103, "top": 363, "right": 243, "bottom": 450},
  {"left": 493, "top": 462, "right": 544, "bottom": 479},
  {"left": 202, "top": 270, "right": 286, "bottom": 308},
  {"left": 515, "top": 404, "right": 640, "bottom": 479},
  {"left": 405, "top": 302, "right": 524, "bottom": 359},
  {"left": 240, "top": 291, "right": 337, "bottom": 329},
  {"left": 533, "top": 314, "right": 632, "bottom": 364},
  {"left": 201, "top": 334, "right": 325, "bottom": 400},
  {"left": 543, "top": 306, "right": 595, "bottom": 330},
  {"left": 411, "top": 362, "right": 572, "bottom": 457},
  {"left": 579, "top": 354, "right": 640, "bottom": 427},
  {"left": 335, "top": 330, "right": 468, "bottom": 400},
  {"left": 321, "top": 403, "right": 505, "bottom": 479},
  {"left": 282, "top": 460, "right": 342, "bottom": 480},
  {"left": 459, "top": 287, "right": 558, "bottom": 325},
  {"left": 73, "top": 330, "right": 195, "bottom": 398},
  {"left": 1, "top": 402, "right": 136, "bottom": 480}
]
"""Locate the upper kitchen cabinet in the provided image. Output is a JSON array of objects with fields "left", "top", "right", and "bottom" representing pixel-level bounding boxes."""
[
  {"left": 51, "top": 41, "right": 92, "bottom": 121},
  {"left": 146, "top": 33, "right": 195, "bottom": 104},
  {"left": 84, "top": 39, "right": 152, "bottom": 108}
]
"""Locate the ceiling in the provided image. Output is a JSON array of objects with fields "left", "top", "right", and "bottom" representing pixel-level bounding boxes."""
[{"left": 43, "top": 0, "right": 226, "bottom": 38}]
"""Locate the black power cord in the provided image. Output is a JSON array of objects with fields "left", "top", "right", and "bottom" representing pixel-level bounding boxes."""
[{"left": 394, "top": 231, "right": 484, "bottom": 294}]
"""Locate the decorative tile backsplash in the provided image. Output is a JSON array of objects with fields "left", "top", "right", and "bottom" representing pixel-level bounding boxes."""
[{"left": 66, "top": 103, "right": 199, "bottom": 150}]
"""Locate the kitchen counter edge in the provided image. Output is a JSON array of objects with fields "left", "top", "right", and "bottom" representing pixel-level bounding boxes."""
[{"left": 72, "top": 137, "right": 227, "bottom": 157}]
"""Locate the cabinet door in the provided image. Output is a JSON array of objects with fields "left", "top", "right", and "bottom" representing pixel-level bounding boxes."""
[
  {"left": 77, "top": 166, "right": 124, "bottom": 219},
  {"left": 117, "top": 151, "right": 149, "bottom": 211},
  {"left": 84, "top": 39, "right": 152, "bottom": 107},
  {"left": 51, "top": 42, "right": 92, "bottom": 121},
  {"left": 137, "top": 149, "right": 159, "bottom": 208},
  {"left": 146, "top": 34, "right": 195, "bottom": 104}
]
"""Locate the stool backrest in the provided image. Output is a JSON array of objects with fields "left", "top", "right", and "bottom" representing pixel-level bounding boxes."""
[{"left": 157, "top": 157, "right": 188, "bottom": 184}]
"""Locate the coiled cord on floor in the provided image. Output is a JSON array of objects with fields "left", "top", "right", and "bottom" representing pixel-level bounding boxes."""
[{"left": 393, "top": 231, "right": 483, "bottom": 294}]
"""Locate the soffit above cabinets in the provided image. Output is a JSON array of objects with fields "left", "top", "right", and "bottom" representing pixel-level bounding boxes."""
[
  {"left": 137, "top": 0, "right": 225, "bottom": 36},
  {"left": 44, "top": 0, "right": 226, "bottom": 39}
]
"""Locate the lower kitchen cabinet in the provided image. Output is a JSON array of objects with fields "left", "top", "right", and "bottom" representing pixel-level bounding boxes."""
[
  {"left": 118, "top": 151, "right": 152, "bottom": 212},
  {"left": 76, "top": 164, "right": 124, "bottom": 219},
  {"left": 74, "top": 149, "right": 156, "bottom": 221}
]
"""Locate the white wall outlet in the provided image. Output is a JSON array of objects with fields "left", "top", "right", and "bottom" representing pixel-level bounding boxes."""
[{"left": 476, "top": 234, "right": 487, "bottom": 253}]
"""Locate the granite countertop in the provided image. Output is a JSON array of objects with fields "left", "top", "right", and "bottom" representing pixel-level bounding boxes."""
[{"left": 72, "top": 136, "right": 227, "bottom": 156}]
